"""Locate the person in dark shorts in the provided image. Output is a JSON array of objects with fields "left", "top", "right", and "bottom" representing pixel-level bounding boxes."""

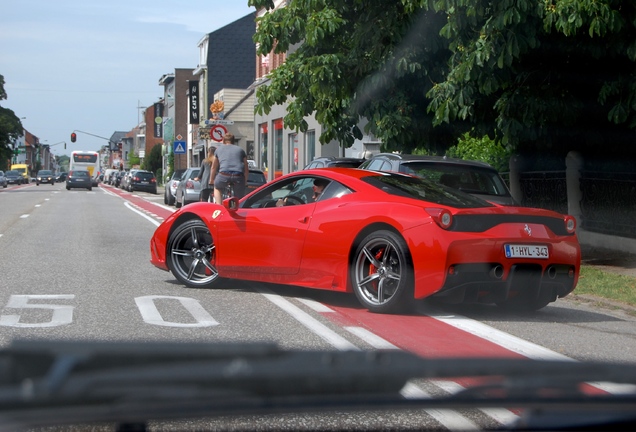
[{"left": 211, "top": 133, "right": 249, "bottom": 203}]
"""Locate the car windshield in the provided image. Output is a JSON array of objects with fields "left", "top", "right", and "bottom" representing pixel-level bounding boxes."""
[
  {"left": 248, "top": 171, "right": 265, "bottom": 183},
  {"left": 136, "top": 172, "right": 154, "bottom": 180},
  {"left": 38, "top": 170, "right": 52, "bottom": 175}
]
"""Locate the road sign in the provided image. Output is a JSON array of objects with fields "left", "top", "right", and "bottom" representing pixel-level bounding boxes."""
[
  {"left": 205, "top": 119, "right": 234, "bottom": 125},
  {"left": 173, "top": 140, "right": 186, "bottom": 154},
  {"left": 210, "top": 125, "right": 228, "bottom": 142}
]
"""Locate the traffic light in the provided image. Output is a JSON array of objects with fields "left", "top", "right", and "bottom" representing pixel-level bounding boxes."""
[{"left": 71, "top": 132, "right": 77, "bottom": 142}]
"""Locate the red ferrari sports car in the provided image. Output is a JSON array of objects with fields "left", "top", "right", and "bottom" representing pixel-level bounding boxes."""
[{"left": 150, "top": 168, "right": 580, "bottom": 313}]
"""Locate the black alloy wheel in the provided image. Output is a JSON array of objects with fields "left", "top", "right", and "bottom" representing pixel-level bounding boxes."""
[
  {"left": 351, "top": 230, "right": 414, "bottom": 313},
  {"left": 167, "top": 219, "right": 220, "bottom": 288}
]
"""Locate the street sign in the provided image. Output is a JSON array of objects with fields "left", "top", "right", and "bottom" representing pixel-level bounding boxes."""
[
  {"left": 210, "top": 125, "right": 228, "bottom": 142},
  {"left": 205, "top": 119, "right": 234, "bottom": 125},
  {"left": 173, "top": 140, "right": 186, "bottom": 154}
]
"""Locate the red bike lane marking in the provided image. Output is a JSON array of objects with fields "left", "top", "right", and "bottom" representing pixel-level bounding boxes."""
[
  {"left": 318, "top": 305, "right": 613, "bottom": 397},
  {"left": 101, "top": 185, "right": 174, "bottom": 221},
  {"left": 322, "top": 304, "right": 523, "bottom": 359}
]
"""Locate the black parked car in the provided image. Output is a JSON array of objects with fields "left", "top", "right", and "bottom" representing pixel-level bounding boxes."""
[
  {"left": 127, "top": 170, "right": 157, "bottom": 194},
  {"left": 113, "top": 171, "right": 125, "bottom": 187},
  {"left": 56, "top": 172, "right": 67, "bottom": 183},
  {"left": 246, "top": 169, "right": 267, "bottom": 194},
  {"left": 358, "top": 153, "right": 515, "bottom": 206},
  {"left": 303, "top": 156, "right": 366, "bottom": 169}
]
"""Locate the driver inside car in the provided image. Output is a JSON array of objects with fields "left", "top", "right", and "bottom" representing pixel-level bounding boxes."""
[{"left": 276, "top": 178, "right": 328, "bottom": 206}]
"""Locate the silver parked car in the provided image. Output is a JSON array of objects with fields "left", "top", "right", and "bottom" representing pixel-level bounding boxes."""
[
  {"left": 164, "top": 169, "right": 185, "bottom": 206},
  {"left": 174, "top": 167, "right": 201, "bottom": 208},
  {"left": 0, "top": 170, "right": 7, "bottom": 188}
]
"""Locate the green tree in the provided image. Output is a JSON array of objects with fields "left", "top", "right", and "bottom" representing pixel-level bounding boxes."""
[
  {"left": 0, "top": 74, "right": 24, "bottom": 169},
  {"left": 251, "top": 0, "right": 636, "bottom": 160},
  {"left": 426, "top": 0, "right": 636, "bottom": 159},
  {"left": 250, "top": 0, "right": 459, "bottom": 153},
  {"left": 141, "top": 143, "right": 162, "bottom": 175}
]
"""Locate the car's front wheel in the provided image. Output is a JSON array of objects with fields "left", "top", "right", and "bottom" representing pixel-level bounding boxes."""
[
  {"left": 167, "top": 219, "right": 220, "bottom": 288},
  {"left": 351, "top": 230, "right": 414, "bottom": 314}
]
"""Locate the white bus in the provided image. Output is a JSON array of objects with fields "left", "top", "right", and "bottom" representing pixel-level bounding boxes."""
[{"left": 69, "top": 151, "right": 101, "bottom": 186}]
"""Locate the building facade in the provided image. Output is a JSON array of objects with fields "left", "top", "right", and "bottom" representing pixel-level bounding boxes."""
[
  {"left": 193, "top": 12, "right": 257, "bottom": 166},
  {"left": 251, "top": 3, "right": 380, "bottom": 180}
]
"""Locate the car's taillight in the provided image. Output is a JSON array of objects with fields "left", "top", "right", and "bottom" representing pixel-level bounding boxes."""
[
  {"left": 425, "top": 208, "right": 453, "bottom": 230},
  {"left": 564, "top": 215, "right": 576, "bottom": 234},
  {"left": 151, "top": 178, "right": 156, "bottom": 183}
]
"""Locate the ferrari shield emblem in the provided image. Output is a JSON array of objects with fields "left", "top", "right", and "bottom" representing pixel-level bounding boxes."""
[{"left": 212, "top": 210, "right": 222, "bottom": 219}]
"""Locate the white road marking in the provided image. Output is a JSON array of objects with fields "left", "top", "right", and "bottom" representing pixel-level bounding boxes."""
[
  {"left": 401, "top": 383, "right": 480, "bottom": 430},
  {"left": 124, "top": 201, "right": 160, "bottom": 226},
  {"left": 257, "top": 287, "right": 358, "bottom": 351}
]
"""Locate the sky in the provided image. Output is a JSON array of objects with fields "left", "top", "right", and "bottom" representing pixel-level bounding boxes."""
[{"left": 1, "top": 0, "right": 255, "bottom": 155}]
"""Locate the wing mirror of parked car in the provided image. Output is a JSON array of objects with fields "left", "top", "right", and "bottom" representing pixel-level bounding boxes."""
[{"left": 223, "top": 197, "right": 239, "bottom": 212}]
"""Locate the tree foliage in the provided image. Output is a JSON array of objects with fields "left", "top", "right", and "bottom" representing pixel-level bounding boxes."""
[
  {"left": 0, "top": 74, "right": 24, "bottom": 157},
  {"left": 427, "top": 0, "right": 636, "bottom": 158},
  {"left": 250, "top": 0, "right": 636, "bottom": 159},
  {"left": 446, "top": 132, "right": 511, "bottom": 172},
  {"left": 141, "top": 143, "right": 162, "bottom": 175},
  {"left": 250, "top": 0, "right": 458, "bottom": 153}
]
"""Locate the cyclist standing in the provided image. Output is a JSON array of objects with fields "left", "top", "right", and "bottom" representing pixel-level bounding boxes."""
[{"left": 211, "top": 133, "right": 249, "bottom": 203}]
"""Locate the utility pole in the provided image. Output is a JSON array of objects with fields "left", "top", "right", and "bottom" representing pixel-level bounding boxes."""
[{"left": 137, "top": 100, "right": 147, "bottom": 125}]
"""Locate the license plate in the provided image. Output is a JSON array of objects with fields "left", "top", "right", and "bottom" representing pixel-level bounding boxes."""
[
  {"left": 141, "top": 181, "right": 149, "bottom": 184},
  {"left": 504, "top": 244, "right": 549, "bottom": 259}
]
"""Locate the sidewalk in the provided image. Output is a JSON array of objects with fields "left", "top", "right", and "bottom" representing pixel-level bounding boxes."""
[{"left": 580, "top": 244, "right": 636, "bottom": 278}]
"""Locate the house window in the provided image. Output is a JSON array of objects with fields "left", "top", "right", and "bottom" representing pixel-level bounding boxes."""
[{"left": 289, "top": 133, "right": 299, "bottom": 172}]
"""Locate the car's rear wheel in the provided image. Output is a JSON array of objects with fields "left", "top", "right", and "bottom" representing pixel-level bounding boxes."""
[
  {"left": 167, "top": 219, "right": 220, "bottom": 288},
  {"left": 351, "top": 230, "right": 414, "bottom": 313}
]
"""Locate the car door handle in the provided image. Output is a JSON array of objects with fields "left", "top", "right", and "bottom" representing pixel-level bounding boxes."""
[{"left": 298, "top": 216, "right": 310, "bottom": 224}]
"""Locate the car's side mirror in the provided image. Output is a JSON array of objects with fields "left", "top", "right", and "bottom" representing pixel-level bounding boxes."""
[{"left": 223, "top": 197, "right": 239, "bottom": 211}]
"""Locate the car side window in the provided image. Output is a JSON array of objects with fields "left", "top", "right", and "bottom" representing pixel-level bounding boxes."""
[
  {"left": 318, "top": 181, "right": 353, "bottom": 201},
  {"left": 366, "top": 159, "right": 387, "bottom": 171},
  {"left": 241, "top": 176, "right": 348, "bottom": 208}
]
